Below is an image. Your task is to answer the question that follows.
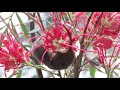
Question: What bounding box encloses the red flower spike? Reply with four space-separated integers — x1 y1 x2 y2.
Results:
0 32 30 77
32 23 78 64
40 25 77 52
92 38 113 50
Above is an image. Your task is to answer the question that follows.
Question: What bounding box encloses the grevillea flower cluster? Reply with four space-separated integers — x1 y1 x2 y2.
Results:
32 23 78 64
43 25 78 52
90 13 120 68
32 12 120 70
59 12 120 71
1 12 120 78
89 13 118 37
0 29 30 77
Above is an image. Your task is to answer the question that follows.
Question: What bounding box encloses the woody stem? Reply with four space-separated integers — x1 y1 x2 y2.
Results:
73 12 94 78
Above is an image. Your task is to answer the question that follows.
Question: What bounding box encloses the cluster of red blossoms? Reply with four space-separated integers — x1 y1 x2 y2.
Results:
32 23 78 64
0 29 30 77
1 12 120 77
91 12 120 68
33 12 120 69
33 13 79 57
41 25 77 52
78 12 120 68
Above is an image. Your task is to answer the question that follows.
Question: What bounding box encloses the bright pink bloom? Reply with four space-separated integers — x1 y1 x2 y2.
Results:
92 37 113 66
92 38 113 50
31 23 78 64
89 12 120 39
0 32 30 77
41 25 78 52
74 12 87 19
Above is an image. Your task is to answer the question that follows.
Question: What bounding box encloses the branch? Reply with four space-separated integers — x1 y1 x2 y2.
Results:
73 12 94 78
90 12 103 35
36 12 45 31
28 12 43 78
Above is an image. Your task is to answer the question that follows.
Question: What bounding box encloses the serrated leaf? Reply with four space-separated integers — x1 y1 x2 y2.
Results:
90 66 96 78
16 13 29 36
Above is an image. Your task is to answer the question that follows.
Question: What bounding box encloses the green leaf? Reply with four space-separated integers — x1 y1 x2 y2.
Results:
90 66 96 78
16 13 29 36
16 70 22 78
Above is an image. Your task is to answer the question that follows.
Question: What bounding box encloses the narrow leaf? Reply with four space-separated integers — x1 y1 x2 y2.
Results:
90 66 96 78
16 70 22 78
16 13 29 36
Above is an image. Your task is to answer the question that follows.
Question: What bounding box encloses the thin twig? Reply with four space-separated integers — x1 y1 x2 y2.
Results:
25 62 59 76
37 12 45 31
0 15 10 30
0 14 12 22
24 12 38 24
90 12 103 35
58 70 62 78
67 12 78 34
23 45 58 77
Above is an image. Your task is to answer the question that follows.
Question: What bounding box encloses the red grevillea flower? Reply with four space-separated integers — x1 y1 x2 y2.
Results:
32 23 77 68
99 12 120 39
0 33 30 77
89 12 120 39
92 38 113 50
92 38 113 66
40 25 78 52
